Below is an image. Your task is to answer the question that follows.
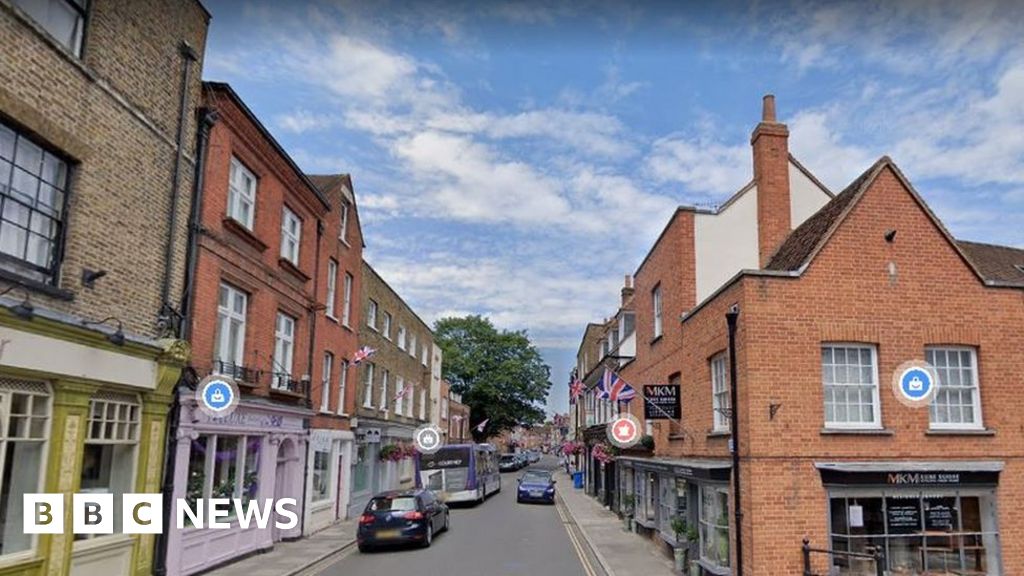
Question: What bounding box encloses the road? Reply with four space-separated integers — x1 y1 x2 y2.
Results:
317 455 603 576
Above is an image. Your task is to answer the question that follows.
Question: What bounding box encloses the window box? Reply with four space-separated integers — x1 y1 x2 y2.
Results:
925 428 995 437
222 217 267 252
278 257 310 283
820 428 893 436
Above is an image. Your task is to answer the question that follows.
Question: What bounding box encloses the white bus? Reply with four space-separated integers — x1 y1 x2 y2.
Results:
416 443 501 504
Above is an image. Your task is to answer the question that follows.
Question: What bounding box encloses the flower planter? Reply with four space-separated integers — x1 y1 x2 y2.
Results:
673 548 687 573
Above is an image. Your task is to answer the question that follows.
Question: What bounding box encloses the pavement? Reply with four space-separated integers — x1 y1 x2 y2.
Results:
200 519 359 576
553 469 677 576
202 455 675 576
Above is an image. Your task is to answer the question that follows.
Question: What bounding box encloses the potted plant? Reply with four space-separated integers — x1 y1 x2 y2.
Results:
621 494 635 532
686 524 699 560
670 517 689 571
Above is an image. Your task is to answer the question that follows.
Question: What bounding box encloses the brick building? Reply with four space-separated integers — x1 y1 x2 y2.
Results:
0 1 207 575
436 379 470 444
351 260 435 516
167 82 362 574
579 96 1024 576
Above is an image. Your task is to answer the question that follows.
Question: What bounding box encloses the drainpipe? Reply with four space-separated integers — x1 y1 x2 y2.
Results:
300 219 324 537
160 41 199 334
179 107 218 341
726 307 743 576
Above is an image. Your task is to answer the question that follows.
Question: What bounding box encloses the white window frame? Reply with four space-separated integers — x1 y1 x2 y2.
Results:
311 448 334 504
380 370 389 412
320 353 333 413
325 260 338 319
362 363 375 409
227 156 256 230
342 272 353 327
12 0 87 57
397 325 407 351
280 206 301 265
367 300 378 330
418 389 426 420
339 201 350 245
214 283 247 372
652 284 663 338
822 344 882 430
422 346 428 367
698 484 730 570
382 312 392 340
337 360 349 416
0 380 51 556
711 353 730 432
80 393 141 539
927 346 983 430
395 377 404 416
441 397 449 420
405 383 413 417
273 313 296 388
409 334 417 358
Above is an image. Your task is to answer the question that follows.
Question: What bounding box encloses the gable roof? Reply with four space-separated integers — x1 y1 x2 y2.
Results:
956 240 1024 286
765 157 886 272
307 174 354 204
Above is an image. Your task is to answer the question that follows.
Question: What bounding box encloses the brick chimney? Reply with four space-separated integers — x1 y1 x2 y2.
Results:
751 94 791 267
621 274 634 306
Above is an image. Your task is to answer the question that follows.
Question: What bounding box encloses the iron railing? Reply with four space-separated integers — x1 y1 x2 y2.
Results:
271 372 307 396
802 538 885 576
213 360 259 384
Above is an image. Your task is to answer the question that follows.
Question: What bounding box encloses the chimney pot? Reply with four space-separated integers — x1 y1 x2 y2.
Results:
624 274 632 289
762 94 776 122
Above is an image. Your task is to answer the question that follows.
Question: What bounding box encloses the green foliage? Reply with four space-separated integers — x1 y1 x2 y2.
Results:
435 316 551 439
670 517 687 539
639 434 655 450
622 494 636 513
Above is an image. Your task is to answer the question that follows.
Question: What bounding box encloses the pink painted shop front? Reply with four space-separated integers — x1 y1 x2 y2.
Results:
165 396 310 576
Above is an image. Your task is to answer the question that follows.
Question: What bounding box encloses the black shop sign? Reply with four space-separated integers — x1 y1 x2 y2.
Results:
644 384 680 420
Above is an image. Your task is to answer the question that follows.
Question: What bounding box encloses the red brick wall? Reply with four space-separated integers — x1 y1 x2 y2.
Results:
637 163 1021 573
751 121 791 267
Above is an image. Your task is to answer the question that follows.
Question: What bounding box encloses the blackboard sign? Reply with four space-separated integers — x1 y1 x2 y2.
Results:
644 385 680 420
886 501 921 534
925 499 956 531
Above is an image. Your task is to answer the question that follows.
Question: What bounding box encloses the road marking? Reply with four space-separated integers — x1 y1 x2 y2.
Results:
556 497 597 576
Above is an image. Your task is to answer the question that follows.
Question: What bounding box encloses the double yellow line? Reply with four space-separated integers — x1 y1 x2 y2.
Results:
555 496 598 576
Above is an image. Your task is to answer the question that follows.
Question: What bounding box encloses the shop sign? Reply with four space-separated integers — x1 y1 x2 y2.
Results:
819 468 998 487
886 501 921 534
643 385 680 420
204 410 302 431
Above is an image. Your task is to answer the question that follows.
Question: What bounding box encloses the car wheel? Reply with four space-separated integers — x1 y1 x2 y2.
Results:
443 511 450 532
423 523 433 547
358 543 371 553
478 484 485 503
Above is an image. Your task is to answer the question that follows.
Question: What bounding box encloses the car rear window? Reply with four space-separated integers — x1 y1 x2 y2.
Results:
368 496 418 512
522 473 550 483
500 455 515 462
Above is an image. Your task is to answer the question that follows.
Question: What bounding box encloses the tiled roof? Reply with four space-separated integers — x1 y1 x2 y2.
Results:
766 157 890 271
956 240 1024 285
306 174 354 203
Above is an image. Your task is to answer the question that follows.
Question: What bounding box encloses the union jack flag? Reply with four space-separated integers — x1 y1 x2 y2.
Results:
599 369 636 403
570 378 584 402
475 418 489 433
395 383 411 402
352 346 376 365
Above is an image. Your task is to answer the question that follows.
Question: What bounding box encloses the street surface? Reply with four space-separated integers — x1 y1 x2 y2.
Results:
318 455 601 576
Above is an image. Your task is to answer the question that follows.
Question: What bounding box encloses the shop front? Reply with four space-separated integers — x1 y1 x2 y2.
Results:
816 461 1003 576
166 395 309 576
305 428 355 533
0 314 188 576
618 456 732 575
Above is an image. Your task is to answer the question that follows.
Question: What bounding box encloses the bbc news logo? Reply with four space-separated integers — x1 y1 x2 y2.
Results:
24 494 299 534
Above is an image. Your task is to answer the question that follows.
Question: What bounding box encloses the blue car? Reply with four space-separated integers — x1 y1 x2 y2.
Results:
516 470 556 504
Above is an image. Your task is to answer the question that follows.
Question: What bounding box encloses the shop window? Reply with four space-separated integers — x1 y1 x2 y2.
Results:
660 477 690 541
185 435 261 524
78 393 140 540
353 444 368 492
927 347 983 429
822 344 880 428
828 491 1000 575
699 485 730 569
0 380 50 556
312 450 331 503
0 121 70 285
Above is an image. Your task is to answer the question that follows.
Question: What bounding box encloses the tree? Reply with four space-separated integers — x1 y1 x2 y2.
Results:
434 315 551 440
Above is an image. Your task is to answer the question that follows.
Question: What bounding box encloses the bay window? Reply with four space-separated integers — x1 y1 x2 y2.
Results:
699 485 730 569
78 393 140 539
0 381 50 555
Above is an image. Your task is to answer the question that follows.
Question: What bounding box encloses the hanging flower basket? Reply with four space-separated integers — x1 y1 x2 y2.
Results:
380 443 414 462
560 440 585 456
592 442 617 465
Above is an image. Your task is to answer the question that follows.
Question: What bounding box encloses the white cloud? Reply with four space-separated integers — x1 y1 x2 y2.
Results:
644 136 749 197
788 110 877 190
276 110 341 134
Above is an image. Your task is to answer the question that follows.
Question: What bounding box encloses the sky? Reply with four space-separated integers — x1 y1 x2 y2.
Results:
202 0 1024 417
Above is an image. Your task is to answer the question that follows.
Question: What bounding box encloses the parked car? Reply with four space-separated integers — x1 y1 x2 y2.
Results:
526 450 540 463
516 470 556 504
499 453 519 472
515 452 528 469
357 489 449 552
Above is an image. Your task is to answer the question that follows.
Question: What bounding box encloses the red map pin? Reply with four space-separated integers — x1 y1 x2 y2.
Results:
607 414 641 448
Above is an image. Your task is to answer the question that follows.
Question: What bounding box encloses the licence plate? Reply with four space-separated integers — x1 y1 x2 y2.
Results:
376 530 401 539
530 491 542 497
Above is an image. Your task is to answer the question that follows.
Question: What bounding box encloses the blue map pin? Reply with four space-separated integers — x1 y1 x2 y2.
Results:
203 381 233 411
899 368 932 401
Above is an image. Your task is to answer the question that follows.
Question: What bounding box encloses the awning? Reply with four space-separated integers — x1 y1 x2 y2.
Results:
815 461 1003 487
617 456 730 482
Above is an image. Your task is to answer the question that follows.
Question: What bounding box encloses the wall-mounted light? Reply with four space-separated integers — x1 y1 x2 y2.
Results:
0 285 34 320
884 229 897 243
81 269 108 289
82 317 125 346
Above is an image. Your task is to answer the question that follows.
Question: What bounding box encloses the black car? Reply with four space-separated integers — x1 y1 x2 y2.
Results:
499 453 518 472
516 470 556 504
357 489 449 552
